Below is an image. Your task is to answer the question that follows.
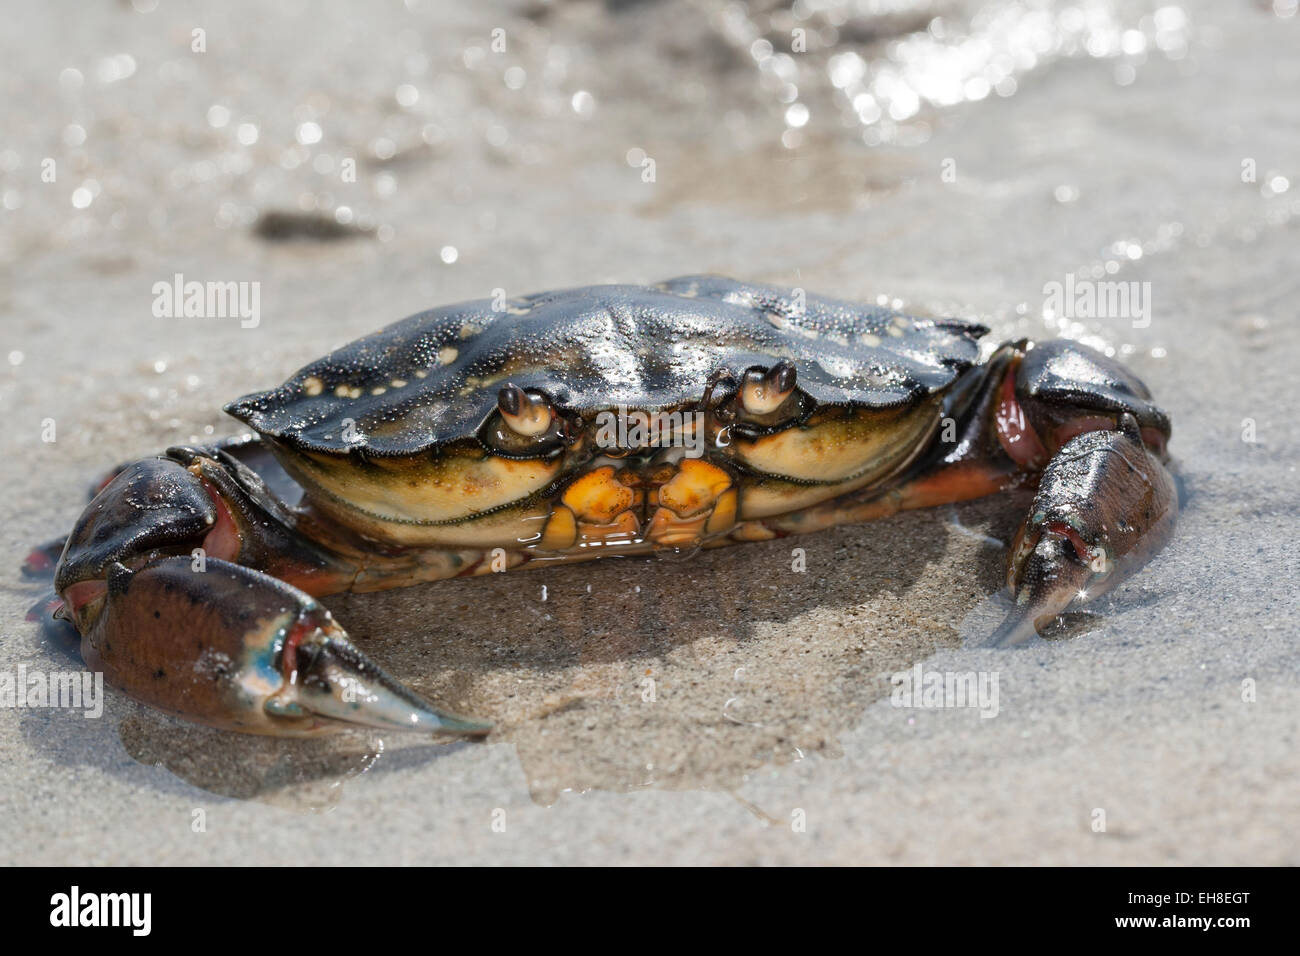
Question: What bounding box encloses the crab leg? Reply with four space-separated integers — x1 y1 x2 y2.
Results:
750 339 1176 644
54 452 490 736
992 414 1177 646
987 338 1178 644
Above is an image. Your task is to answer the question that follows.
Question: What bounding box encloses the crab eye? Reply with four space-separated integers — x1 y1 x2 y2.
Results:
498 384 554 437
739 360 799 417
481 385 568 458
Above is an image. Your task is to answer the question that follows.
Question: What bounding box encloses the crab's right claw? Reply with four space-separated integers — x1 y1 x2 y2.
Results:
992 416 1177 647
65 556 491 737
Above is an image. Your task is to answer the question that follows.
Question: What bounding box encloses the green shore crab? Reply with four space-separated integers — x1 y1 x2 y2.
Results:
32 276 1176 737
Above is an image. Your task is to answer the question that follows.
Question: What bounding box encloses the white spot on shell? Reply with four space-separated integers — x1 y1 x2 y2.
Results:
817 355 858 378
390 378 407 388
371 386 387 395
859 332 882 347
762 308 820 341
438 346 459 364
302 376 324 396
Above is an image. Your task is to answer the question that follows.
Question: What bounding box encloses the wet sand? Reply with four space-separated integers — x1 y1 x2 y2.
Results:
1 0 1297 864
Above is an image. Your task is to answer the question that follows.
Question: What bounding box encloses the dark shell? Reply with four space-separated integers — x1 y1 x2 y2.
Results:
1015 339 1171 436
225 276 988 457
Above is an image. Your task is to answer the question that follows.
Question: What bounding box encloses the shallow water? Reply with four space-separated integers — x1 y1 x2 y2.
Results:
1 0 1297 863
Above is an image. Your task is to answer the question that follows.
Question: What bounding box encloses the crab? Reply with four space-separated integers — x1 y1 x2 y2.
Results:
34 277 1176 737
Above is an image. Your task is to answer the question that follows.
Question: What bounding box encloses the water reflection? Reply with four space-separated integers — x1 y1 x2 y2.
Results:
0 1 1198 254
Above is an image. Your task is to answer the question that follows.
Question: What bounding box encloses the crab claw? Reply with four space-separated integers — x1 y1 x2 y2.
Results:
992 416 1177 646
267 617 492 736
70 555 491 737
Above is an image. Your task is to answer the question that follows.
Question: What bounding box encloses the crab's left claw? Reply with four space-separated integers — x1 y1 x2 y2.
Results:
992 415 1177 646
67 556 491 737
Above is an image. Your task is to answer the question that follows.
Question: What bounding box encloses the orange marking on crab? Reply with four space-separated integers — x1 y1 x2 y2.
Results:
562 466 634 524
538 505 578 551
646 508 709 548
576 510 641 547
896 460 1020 511
657 459 732 518
729 522 779 542
705 488 739 535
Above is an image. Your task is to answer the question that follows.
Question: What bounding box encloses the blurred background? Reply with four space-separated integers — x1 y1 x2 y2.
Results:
1 0 1297 864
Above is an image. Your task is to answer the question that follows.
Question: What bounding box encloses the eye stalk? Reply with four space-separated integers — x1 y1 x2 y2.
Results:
740 360 798 417
497 384 554 437
484 384 573 459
